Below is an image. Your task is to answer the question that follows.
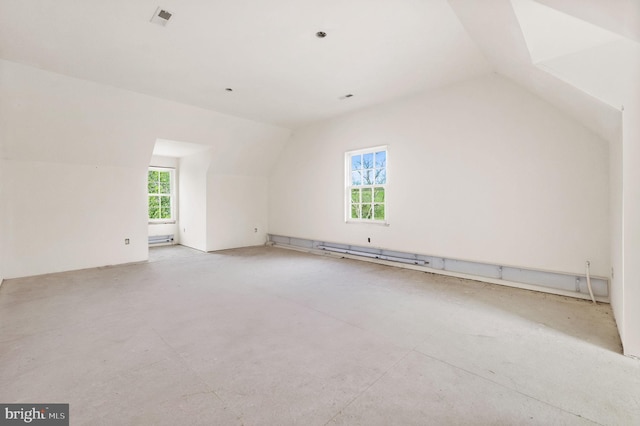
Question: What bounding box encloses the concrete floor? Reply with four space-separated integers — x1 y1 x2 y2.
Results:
1 246 639 425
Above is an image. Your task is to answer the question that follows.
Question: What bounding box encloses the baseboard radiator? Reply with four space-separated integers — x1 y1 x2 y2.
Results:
148 234 175 245
267 234 609 302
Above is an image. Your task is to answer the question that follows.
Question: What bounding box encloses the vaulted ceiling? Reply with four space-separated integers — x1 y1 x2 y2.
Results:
0 0 637 136
0 0 490 128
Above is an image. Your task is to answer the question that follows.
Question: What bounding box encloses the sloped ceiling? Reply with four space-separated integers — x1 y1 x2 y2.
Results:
536 0 640 42
0 0 635 138
513 0 623 63
513 0 639 110
0 0 490 129
448 0 639 142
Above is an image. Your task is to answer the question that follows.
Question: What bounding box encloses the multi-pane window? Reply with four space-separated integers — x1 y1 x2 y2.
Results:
148 167 174 221
346 147 387 223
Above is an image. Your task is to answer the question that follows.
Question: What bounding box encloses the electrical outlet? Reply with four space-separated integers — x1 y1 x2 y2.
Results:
367 237 371 243
125 238 130 245
254 227 258 233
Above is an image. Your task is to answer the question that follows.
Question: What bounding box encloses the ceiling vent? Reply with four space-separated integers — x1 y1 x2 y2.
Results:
150 7 172 26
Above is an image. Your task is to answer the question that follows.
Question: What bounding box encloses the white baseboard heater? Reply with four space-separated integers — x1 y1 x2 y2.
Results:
148 234 174 245
267 234 609 302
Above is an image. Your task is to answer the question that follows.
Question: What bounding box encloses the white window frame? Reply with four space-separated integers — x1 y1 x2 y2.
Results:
345 145 389 225
148 167 176 224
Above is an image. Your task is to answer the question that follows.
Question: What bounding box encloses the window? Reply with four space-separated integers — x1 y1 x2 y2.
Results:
148 167 174 222
346 146 387 223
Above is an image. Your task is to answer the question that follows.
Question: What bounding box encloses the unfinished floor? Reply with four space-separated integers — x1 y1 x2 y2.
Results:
1 245 639 425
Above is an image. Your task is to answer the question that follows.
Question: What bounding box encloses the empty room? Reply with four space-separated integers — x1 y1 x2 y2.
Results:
1 0 639 425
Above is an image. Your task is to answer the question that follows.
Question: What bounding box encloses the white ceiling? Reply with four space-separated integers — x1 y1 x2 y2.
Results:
2 0 636 138
513 0 640 110
512 0 623 63
0 0 491 129
536 0 640 42
448 0 639 142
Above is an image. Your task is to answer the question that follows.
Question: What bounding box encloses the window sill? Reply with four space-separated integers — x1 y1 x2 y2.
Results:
345 220 390 226
149 220 176 225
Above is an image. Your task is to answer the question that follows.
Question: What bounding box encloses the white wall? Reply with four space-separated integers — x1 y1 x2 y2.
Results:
207 174 268 251
531 38 640 357
0 59 290 278
3 160 148 278
148 155 179 244
622 100 640 357
609 128 624 344
178 153 210 252
180 162 274 253
269 74 610 277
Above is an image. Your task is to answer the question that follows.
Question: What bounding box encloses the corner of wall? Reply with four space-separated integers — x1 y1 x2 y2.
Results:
177 152 211 252
608 122 624 345
620 101 640 358
206 174 269 251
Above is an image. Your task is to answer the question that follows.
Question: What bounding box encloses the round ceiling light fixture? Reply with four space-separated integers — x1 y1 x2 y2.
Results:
316 31 327 38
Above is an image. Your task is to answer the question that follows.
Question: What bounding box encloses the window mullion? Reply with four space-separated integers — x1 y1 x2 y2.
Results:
346 147 386 223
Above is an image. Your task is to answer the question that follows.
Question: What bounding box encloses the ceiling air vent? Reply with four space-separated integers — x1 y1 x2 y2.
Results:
150 7 172 26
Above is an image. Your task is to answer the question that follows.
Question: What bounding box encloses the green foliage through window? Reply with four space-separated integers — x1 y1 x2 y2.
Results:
148 169 173 220
347 148 387 222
